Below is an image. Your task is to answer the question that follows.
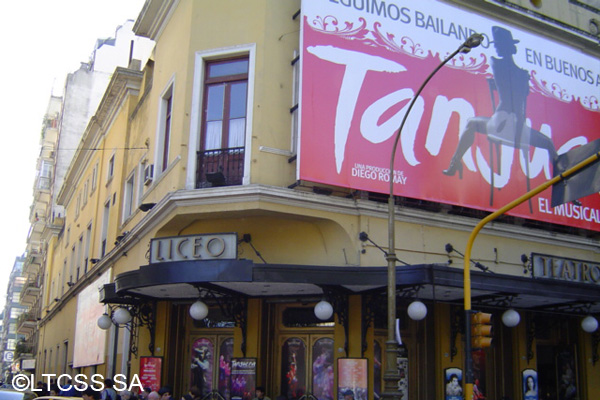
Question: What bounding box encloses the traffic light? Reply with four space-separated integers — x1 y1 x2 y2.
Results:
471 312 493 349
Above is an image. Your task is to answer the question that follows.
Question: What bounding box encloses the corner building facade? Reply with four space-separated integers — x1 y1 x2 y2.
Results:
37 1 600 400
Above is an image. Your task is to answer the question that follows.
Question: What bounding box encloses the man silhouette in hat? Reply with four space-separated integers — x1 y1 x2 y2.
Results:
443 26 557 179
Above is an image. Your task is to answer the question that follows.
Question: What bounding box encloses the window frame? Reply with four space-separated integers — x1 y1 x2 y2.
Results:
123 169 136 221
185 44 256 190
156 80 175 175
201 57 249 152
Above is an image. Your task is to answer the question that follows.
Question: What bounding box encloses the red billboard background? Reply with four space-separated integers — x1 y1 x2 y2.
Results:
299 0 600 231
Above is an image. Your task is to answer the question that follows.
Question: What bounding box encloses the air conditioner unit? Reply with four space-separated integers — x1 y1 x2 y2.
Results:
144 164 154 185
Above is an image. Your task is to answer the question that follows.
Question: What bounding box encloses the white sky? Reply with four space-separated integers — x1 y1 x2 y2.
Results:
0 0 147 311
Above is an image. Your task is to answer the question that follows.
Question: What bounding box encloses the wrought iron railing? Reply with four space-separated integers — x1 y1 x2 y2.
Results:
196 147 244 188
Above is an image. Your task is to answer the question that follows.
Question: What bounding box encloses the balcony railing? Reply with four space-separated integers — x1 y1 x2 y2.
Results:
196 147 244 188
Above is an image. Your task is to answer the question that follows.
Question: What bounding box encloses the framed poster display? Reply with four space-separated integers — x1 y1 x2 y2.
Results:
139 356 162 392
556 349 577 400
444 367 463 400
337 358 367 400
522 369 538 400
231 358 257 400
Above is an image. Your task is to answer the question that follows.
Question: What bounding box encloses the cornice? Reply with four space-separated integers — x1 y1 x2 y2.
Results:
133 0 179 41
56 69 142 206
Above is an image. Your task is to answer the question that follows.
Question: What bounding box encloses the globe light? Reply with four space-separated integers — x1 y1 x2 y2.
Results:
314 300 334 321
502 309 521 327
407 300 427 321
581 315 598 333
112 307 132 325
97 313 113 330
189 300 209 320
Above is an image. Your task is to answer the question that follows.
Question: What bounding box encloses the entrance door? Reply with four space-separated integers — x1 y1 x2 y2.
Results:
188 335 234 399
277 334 334 400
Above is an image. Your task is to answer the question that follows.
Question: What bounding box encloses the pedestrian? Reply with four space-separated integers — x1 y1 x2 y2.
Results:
252 386 271 400
139 387 152 400
121 390 137 400
83 387 101 400
148 392 161 400
102 379 118 400
190 386 202 400
158 386 173 400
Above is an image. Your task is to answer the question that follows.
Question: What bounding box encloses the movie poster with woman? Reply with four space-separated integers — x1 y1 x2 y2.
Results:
522 369 538 400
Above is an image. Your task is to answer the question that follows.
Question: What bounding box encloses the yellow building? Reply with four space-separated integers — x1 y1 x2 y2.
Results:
33 1 599 400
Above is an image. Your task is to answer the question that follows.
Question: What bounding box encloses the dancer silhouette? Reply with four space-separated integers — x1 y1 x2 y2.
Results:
443 26 557 179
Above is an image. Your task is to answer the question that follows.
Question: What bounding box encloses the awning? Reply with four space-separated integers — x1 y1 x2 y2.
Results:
100 260 600 314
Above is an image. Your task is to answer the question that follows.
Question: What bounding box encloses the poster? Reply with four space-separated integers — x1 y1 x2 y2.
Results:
191 338 214 397
522 369 538 400
472 349 486 400
337 358 367 400
299 0 600 231
139 357 162 392
557 350 577 400
231 358 256 400
281 337 307 400
312 338 334 400
73 269 110 367
218 338 234 400
444 368 463 400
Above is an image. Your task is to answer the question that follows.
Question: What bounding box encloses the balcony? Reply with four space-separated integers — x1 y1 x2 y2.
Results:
20 279 41 306
196 147 244 188
16 312 38 337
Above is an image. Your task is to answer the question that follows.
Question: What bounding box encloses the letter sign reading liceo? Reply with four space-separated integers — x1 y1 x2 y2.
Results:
150 233 237 263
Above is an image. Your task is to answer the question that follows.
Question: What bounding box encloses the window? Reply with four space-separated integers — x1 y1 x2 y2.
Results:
83 180 89 206
91 163 99 192
84 223 92 274
77 235 83 280
38 160 52 190
61 259 67 296
70 245 75 283
75 193 81 219
101 200 110 257
137 159 146 205
202 58 248 151
196 57 249 188
158 86 174 174
123 171 136 220
107 155 115 182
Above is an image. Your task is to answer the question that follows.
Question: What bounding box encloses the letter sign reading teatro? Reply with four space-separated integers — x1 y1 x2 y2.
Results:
150 233 237 264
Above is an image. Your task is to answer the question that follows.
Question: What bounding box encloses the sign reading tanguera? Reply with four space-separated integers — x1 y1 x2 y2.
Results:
532 253 600 284
150 233 238 264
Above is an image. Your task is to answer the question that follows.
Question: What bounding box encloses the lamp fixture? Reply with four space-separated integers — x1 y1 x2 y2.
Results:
445 243 491 273
582 315 598 333
359 232 410 265
139 203 156 212
97 313 113 330
189 300 209 320
314 300 334 321
502 309 521 328
407 300 427 321
112 307 133 325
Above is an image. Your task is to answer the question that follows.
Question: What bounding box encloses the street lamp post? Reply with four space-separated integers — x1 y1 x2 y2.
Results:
384 33 483 400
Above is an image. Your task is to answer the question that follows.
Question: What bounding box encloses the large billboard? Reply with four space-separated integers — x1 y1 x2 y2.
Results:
299 0 600 230
73 269 111 368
